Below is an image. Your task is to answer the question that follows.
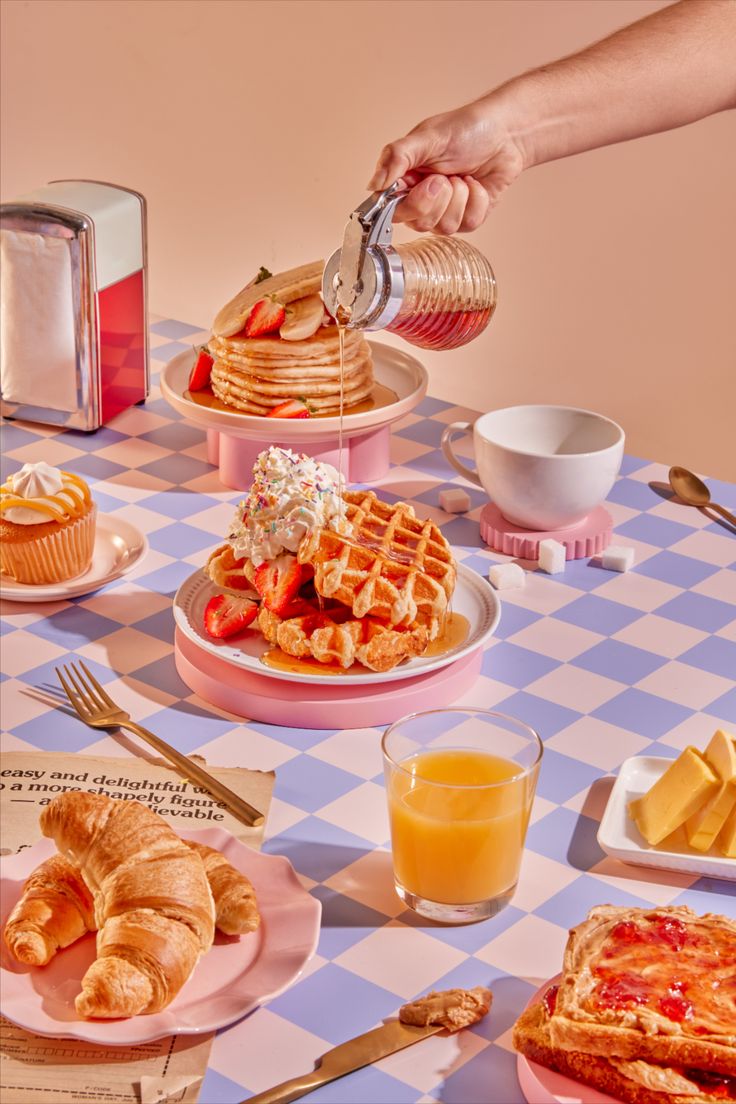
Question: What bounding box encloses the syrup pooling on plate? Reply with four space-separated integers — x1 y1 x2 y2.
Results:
185 380 398 418
260 611 469 676
424 612 469 656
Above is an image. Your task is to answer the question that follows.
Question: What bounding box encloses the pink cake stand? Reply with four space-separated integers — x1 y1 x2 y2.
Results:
174 628 483 729
479 502 613 561
160 342 428 489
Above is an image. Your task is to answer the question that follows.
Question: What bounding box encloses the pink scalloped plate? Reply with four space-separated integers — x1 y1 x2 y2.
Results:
0 828 321 1045
517 976 618 1104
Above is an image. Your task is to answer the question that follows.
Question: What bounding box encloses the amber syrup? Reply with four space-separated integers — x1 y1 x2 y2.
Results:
387 305 493 351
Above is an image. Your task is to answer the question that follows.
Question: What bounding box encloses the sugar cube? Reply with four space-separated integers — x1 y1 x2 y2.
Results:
439 488 471 514
538 538 566 574
488 563 526 590
601 545 635 572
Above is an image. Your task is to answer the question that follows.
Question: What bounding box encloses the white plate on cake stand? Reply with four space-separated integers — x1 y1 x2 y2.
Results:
173 561 500 686
0 515 148 603
0 828 321 1045
597 756 735 881
160 340 428 441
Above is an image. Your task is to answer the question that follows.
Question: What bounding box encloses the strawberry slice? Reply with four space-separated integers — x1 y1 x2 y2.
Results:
254 554 303 614
188 348 213 391
204 593 258 639
244 297 286 337
267 398 310 419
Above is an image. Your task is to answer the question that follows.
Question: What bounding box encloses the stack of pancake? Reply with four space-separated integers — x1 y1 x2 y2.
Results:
207 261 374 416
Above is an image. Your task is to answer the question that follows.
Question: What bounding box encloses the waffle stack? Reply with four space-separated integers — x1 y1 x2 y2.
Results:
206 490 456 673
207 261 374 416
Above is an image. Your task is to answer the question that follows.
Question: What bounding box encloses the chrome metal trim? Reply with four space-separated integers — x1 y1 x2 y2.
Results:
50 180 150 399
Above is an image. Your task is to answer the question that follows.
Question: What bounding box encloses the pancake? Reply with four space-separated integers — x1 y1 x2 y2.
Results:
211 363 374 414
210 327 362 360
213 260 324 338
208 261 374 417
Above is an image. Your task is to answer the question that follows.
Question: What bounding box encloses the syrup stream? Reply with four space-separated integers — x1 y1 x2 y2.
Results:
335 304 351 524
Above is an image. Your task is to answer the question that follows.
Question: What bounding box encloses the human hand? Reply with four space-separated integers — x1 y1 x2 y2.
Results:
367 97 525 234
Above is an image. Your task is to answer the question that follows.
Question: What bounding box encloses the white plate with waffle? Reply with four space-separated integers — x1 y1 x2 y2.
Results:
173 563 500 685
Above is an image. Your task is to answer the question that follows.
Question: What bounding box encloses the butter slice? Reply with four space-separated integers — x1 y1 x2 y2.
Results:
628 748 719 846
686 779 736 851
703 728 736 782
716 785 736 858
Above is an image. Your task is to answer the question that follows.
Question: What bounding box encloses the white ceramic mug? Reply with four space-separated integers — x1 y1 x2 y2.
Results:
441 405 624 531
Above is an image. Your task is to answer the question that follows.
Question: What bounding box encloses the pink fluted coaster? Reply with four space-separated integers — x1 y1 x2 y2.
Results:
479 502 613 561
174 628 483 729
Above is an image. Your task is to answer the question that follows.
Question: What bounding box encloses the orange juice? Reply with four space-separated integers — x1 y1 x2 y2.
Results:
386 748 534 904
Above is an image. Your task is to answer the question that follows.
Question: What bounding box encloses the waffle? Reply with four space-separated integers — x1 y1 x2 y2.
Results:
298 490 456 640
206 544 253 592
258 600 429 673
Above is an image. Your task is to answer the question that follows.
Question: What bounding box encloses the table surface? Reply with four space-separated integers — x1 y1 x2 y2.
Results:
1 316 735 1104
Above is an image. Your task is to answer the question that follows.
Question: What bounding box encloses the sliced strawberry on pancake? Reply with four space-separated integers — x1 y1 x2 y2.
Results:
243 297 286 337
267 398 310 419
188 348 214 391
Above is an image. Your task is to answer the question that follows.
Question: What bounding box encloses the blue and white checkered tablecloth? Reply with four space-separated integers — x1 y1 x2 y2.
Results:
1 316 735 1104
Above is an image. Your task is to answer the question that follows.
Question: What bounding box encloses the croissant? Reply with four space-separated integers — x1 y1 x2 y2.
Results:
40 792 215 1018
185 840 260 935
3 852 95 966
3 840 260 970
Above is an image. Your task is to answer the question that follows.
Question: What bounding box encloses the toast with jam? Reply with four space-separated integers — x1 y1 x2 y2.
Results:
513 905 736 1103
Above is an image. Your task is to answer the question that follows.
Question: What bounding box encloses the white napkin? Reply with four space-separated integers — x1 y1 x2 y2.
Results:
0 228 80 412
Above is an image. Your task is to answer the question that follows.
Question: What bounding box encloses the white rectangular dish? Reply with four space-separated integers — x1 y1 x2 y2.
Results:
597 755 735 881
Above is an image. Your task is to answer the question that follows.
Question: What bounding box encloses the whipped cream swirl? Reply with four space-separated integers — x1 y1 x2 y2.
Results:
1 461 90 525
228 447 351 566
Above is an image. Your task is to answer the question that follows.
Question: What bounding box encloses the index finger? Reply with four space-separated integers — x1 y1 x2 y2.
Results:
366 134 434 191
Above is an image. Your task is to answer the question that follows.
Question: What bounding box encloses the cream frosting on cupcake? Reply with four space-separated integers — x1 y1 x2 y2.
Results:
1 461 91 524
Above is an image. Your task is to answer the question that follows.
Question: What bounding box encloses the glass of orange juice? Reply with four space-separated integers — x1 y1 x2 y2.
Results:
382 708 543 923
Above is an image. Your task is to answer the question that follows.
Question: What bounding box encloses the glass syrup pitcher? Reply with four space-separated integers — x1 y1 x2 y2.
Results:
322 183 497 351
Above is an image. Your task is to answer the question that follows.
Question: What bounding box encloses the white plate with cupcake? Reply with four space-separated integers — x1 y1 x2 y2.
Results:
0 462 148 602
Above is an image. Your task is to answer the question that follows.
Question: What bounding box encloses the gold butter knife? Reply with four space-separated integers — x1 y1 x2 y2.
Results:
242 1019 443 1104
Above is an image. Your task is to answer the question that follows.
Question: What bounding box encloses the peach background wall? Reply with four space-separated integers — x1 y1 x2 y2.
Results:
2 0 735 478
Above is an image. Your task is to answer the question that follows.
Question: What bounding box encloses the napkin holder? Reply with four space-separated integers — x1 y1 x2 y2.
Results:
0 179 149 431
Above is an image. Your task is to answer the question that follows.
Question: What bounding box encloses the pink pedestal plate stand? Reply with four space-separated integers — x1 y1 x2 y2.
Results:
479 502 613 561
160 342 428 491
174 628 484 729
205 426 389 488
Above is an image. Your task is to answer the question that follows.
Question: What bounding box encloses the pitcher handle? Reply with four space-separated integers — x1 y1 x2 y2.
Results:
441 422 482 486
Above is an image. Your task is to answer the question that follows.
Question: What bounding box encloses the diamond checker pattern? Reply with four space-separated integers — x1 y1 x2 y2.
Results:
1 316 735 1104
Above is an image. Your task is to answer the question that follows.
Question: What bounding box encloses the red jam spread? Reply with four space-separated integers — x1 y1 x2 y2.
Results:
543 985 559 1016
684 1071 736 1101
589 913 736 1035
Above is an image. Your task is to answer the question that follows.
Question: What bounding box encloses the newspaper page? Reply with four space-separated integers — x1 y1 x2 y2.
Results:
0 750 275 1102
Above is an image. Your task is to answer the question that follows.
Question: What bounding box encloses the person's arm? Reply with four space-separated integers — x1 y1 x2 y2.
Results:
369 0 736 234
505 0 736 168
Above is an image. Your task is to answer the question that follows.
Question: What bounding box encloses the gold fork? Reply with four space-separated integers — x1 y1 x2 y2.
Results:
55 660 264 828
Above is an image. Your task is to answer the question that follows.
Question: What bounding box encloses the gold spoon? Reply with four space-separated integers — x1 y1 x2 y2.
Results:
668 466 736 526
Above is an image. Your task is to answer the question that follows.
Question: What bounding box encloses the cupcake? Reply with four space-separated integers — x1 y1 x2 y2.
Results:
0 462 97 584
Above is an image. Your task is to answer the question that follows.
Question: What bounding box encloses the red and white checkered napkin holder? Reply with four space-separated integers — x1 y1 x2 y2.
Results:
0 180 149 431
